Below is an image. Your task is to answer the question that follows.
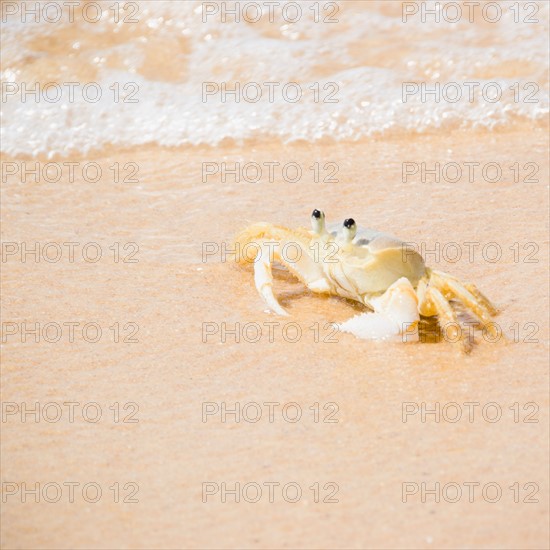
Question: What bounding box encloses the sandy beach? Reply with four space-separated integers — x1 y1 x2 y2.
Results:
2 128 549 548
1 1 549 548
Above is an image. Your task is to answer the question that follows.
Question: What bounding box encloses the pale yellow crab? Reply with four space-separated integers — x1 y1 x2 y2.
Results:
235 210 499 352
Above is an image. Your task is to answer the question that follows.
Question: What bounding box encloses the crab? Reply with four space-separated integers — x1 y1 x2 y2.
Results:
234 210 500 352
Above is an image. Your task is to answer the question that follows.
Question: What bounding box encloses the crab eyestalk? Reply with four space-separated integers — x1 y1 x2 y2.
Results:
343 218 357 243
311 209 326 235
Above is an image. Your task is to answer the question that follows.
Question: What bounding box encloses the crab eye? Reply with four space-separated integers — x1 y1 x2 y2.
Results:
312 209 322 219
343 218 355 229
311 209 326 235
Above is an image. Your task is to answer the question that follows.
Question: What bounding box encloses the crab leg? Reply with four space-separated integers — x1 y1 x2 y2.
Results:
253 241 289 316
463 282 499 316
429 269 498 317
336 277 420 342
430 271 498 337
424 286 473 353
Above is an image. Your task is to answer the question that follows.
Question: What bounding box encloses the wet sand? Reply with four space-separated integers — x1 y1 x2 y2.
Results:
1 128 549 548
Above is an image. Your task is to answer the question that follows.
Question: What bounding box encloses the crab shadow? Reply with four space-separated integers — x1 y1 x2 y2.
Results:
272 264 483 347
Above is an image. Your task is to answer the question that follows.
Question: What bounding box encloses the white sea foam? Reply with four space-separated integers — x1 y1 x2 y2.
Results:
1 0 548 157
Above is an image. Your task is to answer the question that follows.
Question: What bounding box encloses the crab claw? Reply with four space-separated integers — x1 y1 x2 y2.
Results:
336 277 419 341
